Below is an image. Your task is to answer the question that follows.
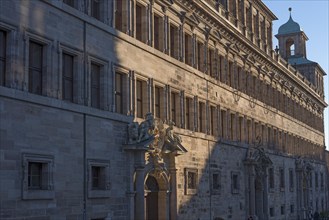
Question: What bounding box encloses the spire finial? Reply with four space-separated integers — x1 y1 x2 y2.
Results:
289 7 292 17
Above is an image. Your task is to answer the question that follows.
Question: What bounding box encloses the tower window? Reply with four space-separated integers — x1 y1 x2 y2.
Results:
285 38 295 57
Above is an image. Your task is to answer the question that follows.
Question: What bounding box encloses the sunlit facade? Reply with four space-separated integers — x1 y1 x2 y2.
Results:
0 0 328 220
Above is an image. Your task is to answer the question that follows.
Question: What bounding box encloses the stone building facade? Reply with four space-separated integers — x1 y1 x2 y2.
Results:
0 0 328 220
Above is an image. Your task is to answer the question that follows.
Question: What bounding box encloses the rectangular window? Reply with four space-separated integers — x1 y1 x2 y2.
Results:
184 33 192 66
23 154 54 200
0 30 6 86
198 102 206 133
88 160 110 198
171 91 180 127
231 172 240 194
115 0 124 32
115 72 127 114
269 167 274 189
28 162 43 189
153 14 164 51
269 207 274 217
170 24 179 59
154 86 164 119
29 41 43 95
230 113 235 140
91 63 100 108
184 168 198 195
211 172 221 194
209 105 217 136
62 53 74 102
197 41 204 72
289 169 294 190
207 48 215 76
281 205 285 215
185 96 193 130
290 204 294 213
220 110 226 138
239 117 243 142
320 173 324 189
136 4 147 43
92 166 106 190
279 168 285 190
315 172 318 188
63 0 75 7
136 79 147 118
91 0 100 20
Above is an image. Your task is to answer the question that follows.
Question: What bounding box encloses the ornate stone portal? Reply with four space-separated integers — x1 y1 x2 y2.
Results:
124 113 187 220
295 157 314 220
244 137 273 220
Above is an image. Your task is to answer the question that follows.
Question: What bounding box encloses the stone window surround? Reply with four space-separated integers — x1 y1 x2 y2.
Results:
184 168 198 195
112 64 130 114
231 171 240 194
87 159 111 198
153 81 166 120
24 31 52 96
0 22 16 88
59 44 83 103
88 56 109 110
134 74 149 118
211 170 221 195
22 153 55 200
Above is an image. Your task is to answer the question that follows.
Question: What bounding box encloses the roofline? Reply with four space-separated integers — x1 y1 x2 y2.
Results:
256 0 278 21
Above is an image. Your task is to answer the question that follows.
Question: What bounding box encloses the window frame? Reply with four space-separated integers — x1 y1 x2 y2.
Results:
184 168 198 195
231 171 240 194
88 159 111 198
113 65 130 115
22 153 55 200
24 32 52 96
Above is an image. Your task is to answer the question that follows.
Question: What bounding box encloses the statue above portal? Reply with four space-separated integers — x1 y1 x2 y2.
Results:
127 113 155 144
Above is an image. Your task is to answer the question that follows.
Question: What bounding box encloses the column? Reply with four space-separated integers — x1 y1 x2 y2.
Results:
263 169 269 220
250 166 256 216
169 166 177 220
135 166 145 220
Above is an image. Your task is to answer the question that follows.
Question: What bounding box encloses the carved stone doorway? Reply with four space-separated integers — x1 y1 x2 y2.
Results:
145 175 159 220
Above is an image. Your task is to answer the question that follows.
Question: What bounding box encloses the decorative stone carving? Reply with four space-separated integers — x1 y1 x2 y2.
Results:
127 113 155 144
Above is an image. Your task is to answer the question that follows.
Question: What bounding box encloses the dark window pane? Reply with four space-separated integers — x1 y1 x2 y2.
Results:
28 162 42 189
136 4 142 41
136 80 143 118
29 41 43 95
62 53 73 102
63 0 75 7
91 63 100 108
115 72 123 114
0 31 5 86
91 0 100 20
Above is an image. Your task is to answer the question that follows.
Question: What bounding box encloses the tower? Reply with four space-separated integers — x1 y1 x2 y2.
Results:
275 8 326 96
275 8 308 60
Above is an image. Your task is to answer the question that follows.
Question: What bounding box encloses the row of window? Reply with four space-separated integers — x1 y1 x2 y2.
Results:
61 0 324 130
200 167 326 198
23 153 110 200
268 167 325 191
64 0 272 53
38 0 324 131
0 28 323 160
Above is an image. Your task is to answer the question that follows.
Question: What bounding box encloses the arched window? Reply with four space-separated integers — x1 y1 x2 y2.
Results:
285 38 295 57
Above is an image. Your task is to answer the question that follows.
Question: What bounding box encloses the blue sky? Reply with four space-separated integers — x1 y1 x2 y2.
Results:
263 0 329 150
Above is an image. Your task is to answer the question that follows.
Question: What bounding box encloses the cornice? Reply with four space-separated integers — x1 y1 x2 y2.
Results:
176 0 326 110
